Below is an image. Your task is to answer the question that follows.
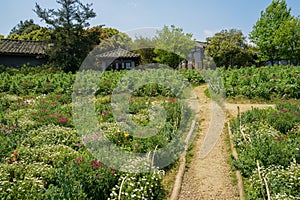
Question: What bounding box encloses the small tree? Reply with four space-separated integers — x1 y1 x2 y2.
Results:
153 25 195 68
34 0 99 72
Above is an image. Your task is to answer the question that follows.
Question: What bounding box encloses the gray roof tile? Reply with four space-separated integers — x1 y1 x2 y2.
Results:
97 48 140 59
0 39 48 56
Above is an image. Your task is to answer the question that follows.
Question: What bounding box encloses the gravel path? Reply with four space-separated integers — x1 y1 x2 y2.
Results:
177 85 274 200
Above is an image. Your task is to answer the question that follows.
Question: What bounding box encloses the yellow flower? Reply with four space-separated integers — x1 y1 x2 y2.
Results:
124 133 130 138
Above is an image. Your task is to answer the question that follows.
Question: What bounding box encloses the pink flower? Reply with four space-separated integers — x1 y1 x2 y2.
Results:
102 111 110 115
59 118 68 123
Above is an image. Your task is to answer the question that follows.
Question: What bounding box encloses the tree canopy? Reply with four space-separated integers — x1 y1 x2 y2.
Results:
206 29 255 67
9 19 41 36
34 0 99 72
249 0 293 65
153 25 195 68
7 27 52 41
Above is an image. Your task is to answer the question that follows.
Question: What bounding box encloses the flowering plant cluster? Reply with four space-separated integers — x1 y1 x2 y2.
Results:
231 102 300 199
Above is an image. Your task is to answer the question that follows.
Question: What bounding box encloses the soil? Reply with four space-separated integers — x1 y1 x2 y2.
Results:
177 85 274 200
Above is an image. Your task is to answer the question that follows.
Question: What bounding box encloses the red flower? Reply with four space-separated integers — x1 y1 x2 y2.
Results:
281 109 288 113
91 160 102 169
13 151 19 157
277 137 283 141
111 168 116 174
285 135 289 139
59 118 68 123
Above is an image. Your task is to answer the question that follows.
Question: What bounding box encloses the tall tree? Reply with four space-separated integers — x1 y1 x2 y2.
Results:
34 0 99 72
206 29 255 67
9 19 41 36
249 0 292 65
153 25 195 68
0 35 4 40
276 16 300 65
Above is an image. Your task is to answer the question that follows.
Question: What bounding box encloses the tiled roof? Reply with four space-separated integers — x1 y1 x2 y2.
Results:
97 48 140 59
0 39 48 56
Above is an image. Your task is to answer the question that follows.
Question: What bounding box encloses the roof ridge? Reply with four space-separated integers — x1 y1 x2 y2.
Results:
1 39 45 43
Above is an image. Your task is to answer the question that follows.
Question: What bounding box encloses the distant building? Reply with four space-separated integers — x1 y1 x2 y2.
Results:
0 39 48 68
96 48 140 70
179 41 208 70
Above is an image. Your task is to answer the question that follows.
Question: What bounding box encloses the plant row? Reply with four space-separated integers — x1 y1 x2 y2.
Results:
230 102 300 199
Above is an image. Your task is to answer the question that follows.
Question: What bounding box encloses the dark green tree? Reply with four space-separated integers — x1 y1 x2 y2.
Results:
206 29 255 68
153 25 195 68
9 19 41 36
249 0 292 65
132 37 155 64
34 0 99 72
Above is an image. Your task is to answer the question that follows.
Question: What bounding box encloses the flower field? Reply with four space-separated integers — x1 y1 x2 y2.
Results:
0 67 202 199
0 65 299 199
230 103 300 199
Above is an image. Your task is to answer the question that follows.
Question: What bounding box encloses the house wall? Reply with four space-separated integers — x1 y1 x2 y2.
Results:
0 55 47 68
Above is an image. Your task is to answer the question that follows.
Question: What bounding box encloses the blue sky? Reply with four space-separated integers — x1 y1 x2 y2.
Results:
1 0 300 41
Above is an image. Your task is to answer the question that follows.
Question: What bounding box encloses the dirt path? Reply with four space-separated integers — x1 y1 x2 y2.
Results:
177 85 274 200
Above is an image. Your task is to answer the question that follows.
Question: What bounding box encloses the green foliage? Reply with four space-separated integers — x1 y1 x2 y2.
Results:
230 103 300 199
0 70 75 96
206 29 255 67
222 65 300 100
7 28 52 41
34 0 98 72
249 0 294 65
153 25 195 68
275 17 300 65
0 68 204 199
9 19 40 36
132 37 156 64
109 169 165 200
